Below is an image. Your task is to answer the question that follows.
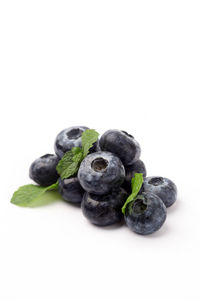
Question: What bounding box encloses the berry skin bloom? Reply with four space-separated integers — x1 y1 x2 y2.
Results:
99 129 141 166
54 126 97 158
124 192 167 235
143 176 177 208
29 154 59 186
81 188 127 226
58 177 85 204
78 151 125 195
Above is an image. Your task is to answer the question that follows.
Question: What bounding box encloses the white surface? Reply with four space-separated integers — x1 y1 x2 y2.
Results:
0 0 200 299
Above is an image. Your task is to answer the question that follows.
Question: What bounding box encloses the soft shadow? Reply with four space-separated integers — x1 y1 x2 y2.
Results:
167 198 181 214
30 192 82 209
61 200 81 209
143 223 169 239
92 219 125 230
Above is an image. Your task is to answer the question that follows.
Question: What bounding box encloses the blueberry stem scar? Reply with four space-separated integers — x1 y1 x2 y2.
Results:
91 158 108 172
67 128 82 140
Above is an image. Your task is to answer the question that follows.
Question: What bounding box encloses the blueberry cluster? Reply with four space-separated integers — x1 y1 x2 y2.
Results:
29 126 177 235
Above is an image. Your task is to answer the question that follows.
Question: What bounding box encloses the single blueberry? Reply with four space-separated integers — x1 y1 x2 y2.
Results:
143 176 177 208
99 129 141 166
123 160 147 193
58 177 85 204
81 188 127 226
54 126 97 158
124 192 167 235
29 154 59 186
78 151 125 195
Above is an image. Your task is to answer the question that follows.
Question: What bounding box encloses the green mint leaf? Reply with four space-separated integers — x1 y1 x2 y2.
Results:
121 193 136 215
131 173 144 196
72 147 83 162
122 173 144 215
10 182 58 207
56 147 83 179
81 129 99 157
71 147 82 156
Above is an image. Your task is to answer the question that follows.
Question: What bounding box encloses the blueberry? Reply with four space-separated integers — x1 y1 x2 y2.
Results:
143 176 177 208
124 192 167 235
123 160 147 193
78 151 125 195
54 126 97 158
29 154 59 186
99 129 141 166
81 188 127 226
58 177 84 204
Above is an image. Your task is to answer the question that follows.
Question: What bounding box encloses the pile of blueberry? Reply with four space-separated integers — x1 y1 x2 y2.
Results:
29 126 177 235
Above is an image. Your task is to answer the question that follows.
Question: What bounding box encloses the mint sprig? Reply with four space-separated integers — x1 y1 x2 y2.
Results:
11 182 59 207
56 129 99 180
121 173 144 215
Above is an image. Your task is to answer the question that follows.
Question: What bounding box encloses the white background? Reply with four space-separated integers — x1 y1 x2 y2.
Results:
0 1 200 299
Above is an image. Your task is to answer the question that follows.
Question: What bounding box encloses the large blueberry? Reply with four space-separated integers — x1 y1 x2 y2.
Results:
99 129 141 166
78 151 125 195
29 154 59 186
124 192 167 235
143 176 177 208
81 188 127 226
58 177 84 204
123 160 147 193
54 126 97 158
